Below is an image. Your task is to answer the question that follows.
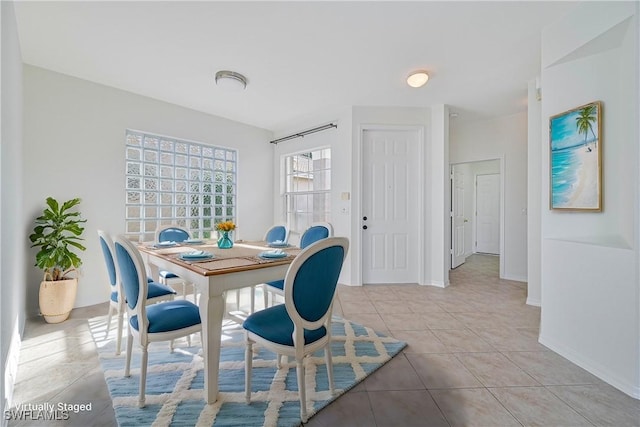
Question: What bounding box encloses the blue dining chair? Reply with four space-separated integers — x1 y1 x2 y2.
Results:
243 237 349 423
155 225 197 302
264 224 289 244
245 225 290 313
299 222 333 248
98 230 176 355
114 235 202 408
262 222 333 308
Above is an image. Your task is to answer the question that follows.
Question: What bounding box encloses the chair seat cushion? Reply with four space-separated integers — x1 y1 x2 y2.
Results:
130 300 201 333
264 279 284 291
159 270 179 279
243 305 326 346
111 282 174 304
148 281 177 299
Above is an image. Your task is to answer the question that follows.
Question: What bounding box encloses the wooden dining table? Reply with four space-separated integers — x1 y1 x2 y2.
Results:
137 240 300 404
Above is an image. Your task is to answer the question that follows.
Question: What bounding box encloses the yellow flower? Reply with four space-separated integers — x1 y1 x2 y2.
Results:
215 221 236 232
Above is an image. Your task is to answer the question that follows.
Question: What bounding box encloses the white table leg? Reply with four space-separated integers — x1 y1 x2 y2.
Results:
200 287 225 404
147 263 160 282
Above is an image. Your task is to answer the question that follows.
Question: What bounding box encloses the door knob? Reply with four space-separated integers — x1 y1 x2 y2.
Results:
362 225 368 230
363 216 368 221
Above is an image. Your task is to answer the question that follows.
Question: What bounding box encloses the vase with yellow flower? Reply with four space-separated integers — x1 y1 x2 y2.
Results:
215 220 236 249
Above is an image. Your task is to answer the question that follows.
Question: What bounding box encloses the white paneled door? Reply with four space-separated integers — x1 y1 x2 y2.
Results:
451 166 466 269
362 129 419 284
475 173 500 254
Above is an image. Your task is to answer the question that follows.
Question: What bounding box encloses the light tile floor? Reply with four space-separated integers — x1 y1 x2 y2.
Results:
9 255 640 426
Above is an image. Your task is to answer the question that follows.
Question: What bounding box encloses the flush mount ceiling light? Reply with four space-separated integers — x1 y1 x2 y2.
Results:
407 71 429 88
215 70 247 90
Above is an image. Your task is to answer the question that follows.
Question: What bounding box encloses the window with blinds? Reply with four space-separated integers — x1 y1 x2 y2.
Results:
283 148 331 234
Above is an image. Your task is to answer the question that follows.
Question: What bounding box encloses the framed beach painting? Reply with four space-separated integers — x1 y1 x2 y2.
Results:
549 101 602 211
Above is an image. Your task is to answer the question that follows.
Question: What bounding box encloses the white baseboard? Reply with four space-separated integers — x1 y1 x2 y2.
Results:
539 333 640 400
3 319 21 421
426 280 449 288
2 398 7 427
525 297 541 307
340 282 362 287
501 273 527 283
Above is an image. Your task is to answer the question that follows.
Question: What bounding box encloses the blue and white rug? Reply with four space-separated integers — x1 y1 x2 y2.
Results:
89 314 406 426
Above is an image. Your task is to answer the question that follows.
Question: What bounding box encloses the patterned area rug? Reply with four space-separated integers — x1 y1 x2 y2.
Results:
89 314 406 426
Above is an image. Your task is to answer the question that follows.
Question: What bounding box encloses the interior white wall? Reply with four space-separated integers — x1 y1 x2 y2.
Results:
527 78 542 307
450 112 528 282
271 107 353 283
1 1 25 413
350 106 434 286
429 105 450 287
275 106 442 286
539 2 639 398
23 66 274 315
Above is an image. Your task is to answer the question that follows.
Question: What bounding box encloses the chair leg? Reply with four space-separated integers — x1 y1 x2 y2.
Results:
296 357 308 422
184 283 191 346
250 285 255 314
124 333 133 377
245 340 253 404
106 306 113 339
325 346 335 394
263 286 269 309
235 289 241 311
279 354 288 368
138 346 148 408
162 286 192 349
115 310 124 355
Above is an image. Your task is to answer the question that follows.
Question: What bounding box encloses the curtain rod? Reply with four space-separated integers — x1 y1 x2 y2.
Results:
269 123 337 145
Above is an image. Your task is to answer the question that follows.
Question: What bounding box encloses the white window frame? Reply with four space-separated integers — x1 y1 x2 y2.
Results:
283 148 331 234
125 130 236 240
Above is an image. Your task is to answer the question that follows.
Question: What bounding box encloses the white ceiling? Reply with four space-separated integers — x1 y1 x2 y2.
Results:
13 1 577 131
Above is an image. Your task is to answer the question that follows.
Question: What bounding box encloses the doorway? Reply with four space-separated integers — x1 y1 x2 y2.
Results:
475 173 500 254
450 159 502 269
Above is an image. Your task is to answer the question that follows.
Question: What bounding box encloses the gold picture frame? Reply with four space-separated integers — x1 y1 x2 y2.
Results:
549 101 602 211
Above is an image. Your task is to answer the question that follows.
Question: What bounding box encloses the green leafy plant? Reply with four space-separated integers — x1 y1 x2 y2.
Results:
29 197 87 281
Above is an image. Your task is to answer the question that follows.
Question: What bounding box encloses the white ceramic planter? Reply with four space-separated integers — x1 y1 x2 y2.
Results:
39 278 78 323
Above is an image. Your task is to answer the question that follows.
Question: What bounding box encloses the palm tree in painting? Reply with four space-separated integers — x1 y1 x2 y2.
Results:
575 104 598 151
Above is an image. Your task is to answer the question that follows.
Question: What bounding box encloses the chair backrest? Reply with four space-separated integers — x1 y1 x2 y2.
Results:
155 224 190 243
97 230 117 289
264 225 289 244
114 236 150 314
299 222 334 249
283 237 349 332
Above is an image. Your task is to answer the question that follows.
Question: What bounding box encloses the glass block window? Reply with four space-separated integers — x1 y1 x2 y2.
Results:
125 130 236 240
284 148 331 234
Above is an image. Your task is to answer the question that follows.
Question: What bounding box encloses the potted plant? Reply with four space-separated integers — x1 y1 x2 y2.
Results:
29 197 87 323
